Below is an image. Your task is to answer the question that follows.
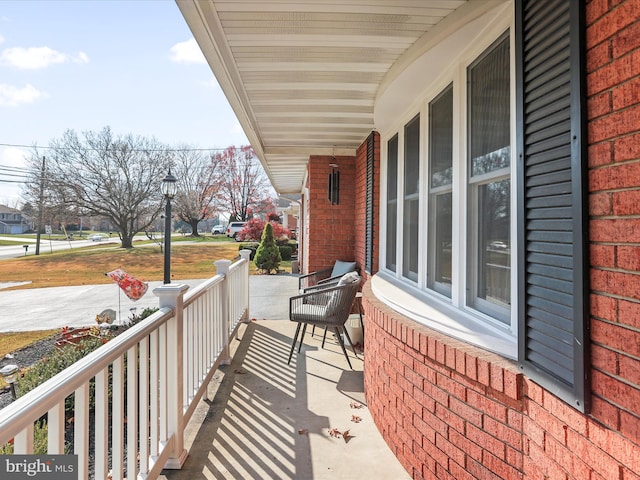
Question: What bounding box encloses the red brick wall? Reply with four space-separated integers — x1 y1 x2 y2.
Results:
354 132 380 282
361 2 640 479
363 281 640 480
303 155 357 274
587 0 640 441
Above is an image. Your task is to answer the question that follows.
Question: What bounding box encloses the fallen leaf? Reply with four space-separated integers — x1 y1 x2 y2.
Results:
343 430 351 443
234 368 247 374
350 402 364 409
328 428 342 438
351 415 362 423
298 428 308 435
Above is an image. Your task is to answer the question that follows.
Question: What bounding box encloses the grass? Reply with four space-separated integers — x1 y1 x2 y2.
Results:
0 241 254 289
0 238 292 361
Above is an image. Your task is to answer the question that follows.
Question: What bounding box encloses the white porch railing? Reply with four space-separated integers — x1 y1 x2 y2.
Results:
0 251 251 480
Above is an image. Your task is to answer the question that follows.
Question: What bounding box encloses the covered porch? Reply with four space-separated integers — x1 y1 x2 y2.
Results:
0 261 405 479
160 310 408 479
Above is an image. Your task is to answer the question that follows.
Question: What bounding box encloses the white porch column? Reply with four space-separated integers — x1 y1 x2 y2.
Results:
153 283 189 469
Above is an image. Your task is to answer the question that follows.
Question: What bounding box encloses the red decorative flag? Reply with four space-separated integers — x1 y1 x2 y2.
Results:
106 268 148 301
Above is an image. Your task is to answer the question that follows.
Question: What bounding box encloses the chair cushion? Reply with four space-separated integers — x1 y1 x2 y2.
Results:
337 271 360 286
291 304 328 323
326 272 360 313
331 260 357 278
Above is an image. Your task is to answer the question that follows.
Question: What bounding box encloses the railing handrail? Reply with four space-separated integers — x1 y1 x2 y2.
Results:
0 306 174 443
0 252 252 479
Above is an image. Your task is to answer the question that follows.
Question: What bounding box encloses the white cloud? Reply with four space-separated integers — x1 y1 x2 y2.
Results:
0 46 89 69
0 83 46 107
169 38 206 64
1 146 29 168
0 35 5 45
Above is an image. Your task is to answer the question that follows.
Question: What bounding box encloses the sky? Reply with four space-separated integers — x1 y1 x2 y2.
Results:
0 0 249 205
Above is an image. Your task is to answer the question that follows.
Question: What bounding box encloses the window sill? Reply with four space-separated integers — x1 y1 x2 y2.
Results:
371 272 517 359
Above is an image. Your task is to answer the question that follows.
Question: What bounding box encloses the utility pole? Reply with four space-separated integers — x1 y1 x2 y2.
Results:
35 156 45 256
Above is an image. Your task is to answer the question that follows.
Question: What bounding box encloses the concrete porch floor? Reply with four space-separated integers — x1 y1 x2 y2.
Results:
160 275 410 480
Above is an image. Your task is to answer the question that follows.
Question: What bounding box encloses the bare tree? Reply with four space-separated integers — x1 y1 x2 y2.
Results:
171 147 220 236
214 145 273 221
44 127 170 248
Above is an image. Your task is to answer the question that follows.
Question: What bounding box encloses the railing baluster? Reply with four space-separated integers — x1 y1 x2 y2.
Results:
47 401 65 454
159 323 167 444
75 384 89 480
127 346 138 480
112 355 124 479
149 330 159 458
94 368 109 480
139 336 150 476
14 424 34 454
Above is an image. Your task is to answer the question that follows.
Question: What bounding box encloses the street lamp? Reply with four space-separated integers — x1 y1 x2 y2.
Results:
161 169 177 284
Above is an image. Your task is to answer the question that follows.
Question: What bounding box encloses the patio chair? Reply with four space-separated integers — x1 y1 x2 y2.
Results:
298 260 358 337
298 259 357 291
288 272 361 369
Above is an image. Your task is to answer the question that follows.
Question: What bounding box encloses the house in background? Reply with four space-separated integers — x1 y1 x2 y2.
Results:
0 205 29 234
276 195 299 237
179 1 640 478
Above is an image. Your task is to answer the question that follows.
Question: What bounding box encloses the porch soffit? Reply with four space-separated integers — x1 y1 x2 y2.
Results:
177 0 471 194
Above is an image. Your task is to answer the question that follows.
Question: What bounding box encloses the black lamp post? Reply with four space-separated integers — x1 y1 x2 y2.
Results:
161 169 177 284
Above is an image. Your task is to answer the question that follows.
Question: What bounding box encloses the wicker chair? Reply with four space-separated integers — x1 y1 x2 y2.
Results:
298 260 357 291
288 274 361 369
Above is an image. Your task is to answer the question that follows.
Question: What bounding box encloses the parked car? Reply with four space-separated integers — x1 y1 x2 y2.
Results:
211 224 225 235
226 221 247 240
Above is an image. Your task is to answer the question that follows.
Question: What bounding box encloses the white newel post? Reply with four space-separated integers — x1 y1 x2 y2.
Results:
154 283 190 469
238 250 252 337
215 259 233 365
239 249 251 262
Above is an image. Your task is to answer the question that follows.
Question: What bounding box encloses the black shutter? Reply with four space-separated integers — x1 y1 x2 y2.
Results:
516 0 589 411
365 132 375 274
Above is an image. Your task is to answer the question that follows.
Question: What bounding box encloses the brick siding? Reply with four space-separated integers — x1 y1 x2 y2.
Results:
359 1 640 478
303 155 357 273
587 0 640 440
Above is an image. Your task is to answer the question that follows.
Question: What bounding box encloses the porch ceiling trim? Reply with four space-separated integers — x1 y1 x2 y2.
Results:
177 0 489 194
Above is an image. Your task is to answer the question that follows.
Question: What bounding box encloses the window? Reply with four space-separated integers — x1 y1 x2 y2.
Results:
382 32 512 333
386 135 398 273
403 115 420 282
467 33 511 323
379 0 587 408
428 85 453 296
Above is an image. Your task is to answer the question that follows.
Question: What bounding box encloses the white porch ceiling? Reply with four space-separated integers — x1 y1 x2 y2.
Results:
177 0 471 194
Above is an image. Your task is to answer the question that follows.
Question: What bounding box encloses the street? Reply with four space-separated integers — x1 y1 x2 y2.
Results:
0 235 123 260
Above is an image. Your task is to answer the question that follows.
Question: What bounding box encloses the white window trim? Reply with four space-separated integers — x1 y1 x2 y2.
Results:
377 5 517 358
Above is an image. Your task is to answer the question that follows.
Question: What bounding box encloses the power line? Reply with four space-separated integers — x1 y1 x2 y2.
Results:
0 178 28 184
0 171 29 178
0 142 242 153
0 164 30 172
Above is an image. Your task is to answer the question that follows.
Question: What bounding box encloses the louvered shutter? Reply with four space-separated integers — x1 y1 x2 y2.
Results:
365 132 375 274
516 0 589 411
